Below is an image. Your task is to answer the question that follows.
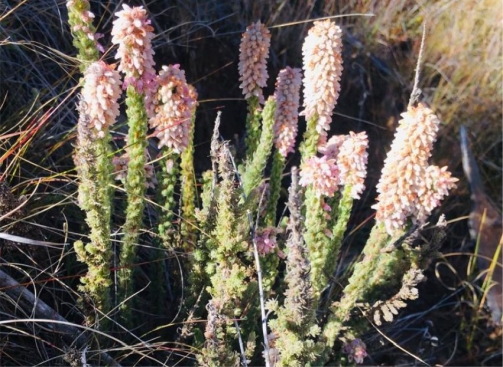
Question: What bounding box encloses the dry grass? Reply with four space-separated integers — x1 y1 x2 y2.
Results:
0 0 501 365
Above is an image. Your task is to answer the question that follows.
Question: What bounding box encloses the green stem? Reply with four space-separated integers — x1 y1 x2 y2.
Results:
299 114 320 162
74 135 113 326
157 151 180 247
180 114 197 252
245 96 262 160
303 188 331 297
242 97 276 197
265 149 285 226
119 87 148 322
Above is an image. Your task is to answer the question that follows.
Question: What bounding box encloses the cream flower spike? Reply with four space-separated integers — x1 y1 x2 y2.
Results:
273 67 302 157
301 19 343 141
372 103 458 234
337 131 369 200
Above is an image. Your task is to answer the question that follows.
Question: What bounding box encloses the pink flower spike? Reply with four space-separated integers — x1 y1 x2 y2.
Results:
273 67 302 157
111 4 156 94
336 131 369 199
238 21 271 103
80 61 121 137
149 65 197 153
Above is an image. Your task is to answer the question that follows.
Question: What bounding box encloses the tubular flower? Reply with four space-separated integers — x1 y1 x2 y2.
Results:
254 227 277 256
372 103 458 234
111 4 156 95
112 151 157 189
418 165 458 222
80 61 121 137
301 20 343 140
318 134 346 158
299 155 340 198
238 21 271 103
343 339 368 365
336 131 369 199
150 64 196 153
273 67 302 157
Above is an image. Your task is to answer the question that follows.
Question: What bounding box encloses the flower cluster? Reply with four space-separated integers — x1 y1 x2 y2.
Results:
299 155 340 197
254 227 278 256
333 131 369 199
238 21 271 103
372 103 458 234
112 151 157 189
273 67 302 157
318 134 346 158
111 4 156 95
343 339 368 364
301 131 368 199
149 64 196 153
80 61 121 137
301 20 343 143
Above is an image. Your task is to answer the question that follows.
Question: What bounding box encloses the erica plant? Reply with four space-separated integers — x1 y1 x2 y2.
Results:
66 4 458 364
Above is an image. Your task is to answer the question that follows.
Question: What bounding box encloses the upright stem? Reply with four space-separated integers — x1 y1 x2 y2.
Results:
119 86 148 322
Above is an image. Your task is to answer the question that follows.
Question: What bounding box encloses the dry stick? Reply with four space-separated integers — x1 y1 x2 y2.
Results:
250 228 271 367
409 22 427 107
222 141 270 367
0 269 121 367
234 319 247 366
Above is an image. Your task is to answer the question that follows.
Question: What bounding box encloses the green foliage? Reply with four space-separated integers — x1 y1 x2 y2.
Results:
73 134 113 322
245 96 262 160
180 113 198 251
242 97 276 197
265 149 285 226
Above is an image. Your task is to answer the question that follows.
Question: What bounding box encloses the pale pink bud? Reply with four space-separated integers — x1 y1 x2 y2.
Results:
318 134 346 158
238 21 271 103
273 67 302 157
301 20 343 138
254 227 278 256
299 155 340 197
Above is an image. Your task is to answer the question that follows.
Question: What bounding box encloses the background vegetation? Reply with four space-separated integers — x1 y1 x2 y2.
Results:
0 0 501 365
